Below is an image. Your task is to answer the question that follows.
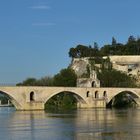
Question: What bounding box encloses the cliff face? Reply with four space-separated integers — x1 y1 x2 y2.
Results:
71 56 140 77
70 57 90 77
70 57 100 87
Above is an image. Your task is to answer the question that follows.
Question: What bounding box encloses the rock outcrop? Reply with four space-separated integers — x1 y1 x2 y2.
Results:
70 57 100 87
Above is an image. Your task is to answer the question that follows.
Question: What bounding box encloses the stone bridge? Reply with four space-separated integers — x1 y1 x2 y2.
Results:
0 86 140 110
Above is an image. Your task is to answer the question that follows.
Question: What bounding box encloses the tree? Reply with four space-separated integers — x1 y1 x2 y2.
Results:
16 76 54 86
93 42 99 56
97 69 136 87
45 92 77 110
53 68 77 87
112 37 117 46
100 45 111 56
76 44 89 57
94 42 98 49
128 35 136 43
16 78 37 86
36 76 54 86
68 43 100 58
69 48 77 58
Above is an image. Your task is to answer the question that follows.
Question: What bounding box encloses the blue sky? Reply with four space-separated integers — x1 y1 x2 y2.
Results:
0 0 140 84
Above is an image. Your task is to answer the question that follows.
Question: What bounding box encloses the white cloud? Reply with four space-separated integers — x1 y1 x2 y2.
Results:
30 5 50 10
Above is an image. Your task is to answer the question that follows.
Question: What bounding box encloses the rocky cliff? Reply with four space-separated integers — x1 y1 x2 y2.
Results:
70 57 100 87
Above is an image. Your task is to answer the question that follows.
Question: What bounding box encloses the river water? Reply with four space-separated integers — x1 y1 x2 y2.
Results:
0 107 140 140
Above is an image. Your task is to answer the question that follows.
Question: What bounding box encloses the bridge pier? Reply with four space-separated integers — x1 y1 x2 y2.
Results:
134 98 140 107
77 99 107 108
19 102 44 111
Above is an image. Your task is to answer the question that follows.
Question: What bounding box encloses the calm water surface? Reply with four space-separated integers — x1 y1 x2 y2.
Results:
0 107 140 140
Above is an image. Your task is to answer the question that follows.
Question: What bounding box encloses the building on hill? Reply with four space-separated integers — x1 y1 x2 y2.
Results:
70 55 140 87
76 70 100 87
103 55 140 77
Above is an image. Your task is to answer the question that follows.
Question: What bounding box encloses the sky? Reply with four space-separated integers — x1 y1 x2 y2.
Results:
0 0 140 84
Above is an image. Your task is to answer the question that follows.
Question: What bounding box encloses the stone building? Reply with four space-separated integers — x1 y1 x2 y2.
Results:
103 55 140 77
70 55 140 87
70 57 100 87
76 70 100 88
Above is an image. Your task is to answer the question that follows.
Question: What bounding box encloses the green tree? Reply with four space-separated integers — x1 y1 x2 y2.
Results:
45 92 77 110
68 44 100 58
100 45 111 56
17 78 37 86
36 76 54 86
128 35 136 43
97 69 136 87
53 68 77 87
69 47 77 58
93 42 99 56
112 37 117 46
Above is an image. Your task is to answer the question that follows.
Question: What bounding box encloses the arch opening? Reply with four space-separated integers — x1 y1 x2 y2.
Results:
103 91 107 98
95 91 99 98
30 91 35 101
45 91 86 110
86 91 89 97
92 81 95 87
107 91 138 108
0 91 20 109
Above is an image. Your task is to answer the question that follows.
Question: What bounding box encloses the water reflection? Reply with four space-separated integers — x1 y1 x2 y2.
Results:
0 107 140 140
74 109 140 140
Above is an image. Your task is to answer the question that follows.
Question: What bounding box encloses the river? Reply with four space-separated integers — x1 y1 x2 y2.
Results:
0 107 140 140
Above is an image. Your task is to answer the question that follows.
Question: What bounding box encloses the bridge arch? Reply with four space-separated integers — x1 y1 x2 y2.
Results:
0 90 22 109
107 90 140 106
44 90 87 106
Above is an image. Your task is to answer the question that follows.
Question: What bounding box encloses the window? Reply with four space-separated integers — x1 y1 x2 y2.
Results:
95 91 99 98
92 81 95 87
30 92 35 101
87 91 89 97
128 69 132 72
103 91 107 98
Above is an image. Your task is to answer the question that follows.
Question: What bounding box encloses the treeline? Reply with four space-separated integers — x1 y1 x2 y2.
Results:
69 36 140 58
16 68 77 87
